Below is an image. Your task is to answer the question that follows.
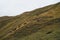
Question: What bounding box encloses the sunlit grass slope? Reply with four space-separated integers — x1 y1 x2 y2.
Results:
0 2 60 40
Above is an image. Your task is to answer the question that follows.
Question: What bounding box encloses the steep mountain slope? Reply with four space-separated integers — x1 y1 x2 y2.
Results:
0 2 60 40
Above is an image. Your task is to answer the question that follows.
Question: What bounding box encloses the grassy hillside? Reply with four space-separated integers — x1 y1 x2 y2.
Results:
0 2 60 40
